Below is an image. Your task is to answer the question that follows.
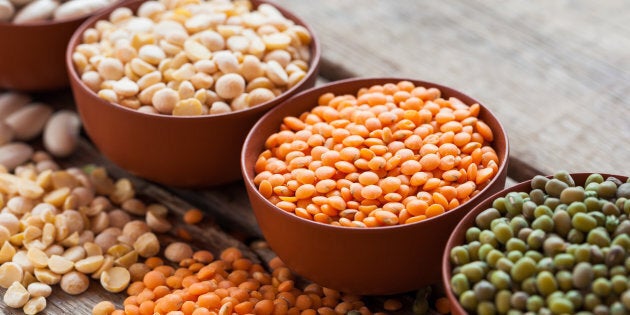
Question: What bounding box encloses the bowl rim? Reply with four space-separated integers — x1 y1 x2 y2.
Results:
0 0 125 27
65 0 321 121
241 76 510 233
440 172 630 314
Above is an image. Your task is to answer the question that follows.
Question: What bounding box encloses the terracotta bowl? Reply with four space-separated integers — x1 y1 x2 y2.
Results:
442 173 628 315
242 77 510 295
0 2 122 91
66 0 320 187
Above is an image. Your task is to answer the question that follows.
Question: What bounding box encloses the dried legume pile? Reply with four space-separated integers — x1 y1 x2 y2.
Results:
0 92 82 163
254 81 500 227
448 171 630 315
72 0 312 116
0 0 118 24
0 151 173 314
100 247 380 315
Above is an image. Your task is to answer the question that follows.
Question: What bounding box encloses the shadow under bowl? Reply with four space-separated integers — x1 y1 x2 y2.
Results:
242 77 510 295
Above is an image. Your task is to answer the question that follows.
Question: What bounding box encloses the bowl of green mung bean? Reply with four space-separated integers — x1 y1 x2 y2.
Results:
442 171 630 315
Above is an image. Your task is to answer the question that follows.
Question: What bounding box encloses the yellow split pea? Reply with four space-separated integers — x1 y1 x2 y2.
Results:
255 81 500 227
73 0 312 116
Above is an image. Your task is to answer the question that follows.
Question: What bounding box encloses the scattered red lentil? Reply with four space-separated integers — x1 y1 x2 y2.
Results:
104 247 374 315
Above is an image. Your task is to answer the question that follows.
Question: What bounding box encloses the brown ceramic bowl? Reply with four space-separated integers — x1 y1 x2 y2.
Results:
242 77 509 295
0 2 121 91
66 0 320 187
442 173 628 315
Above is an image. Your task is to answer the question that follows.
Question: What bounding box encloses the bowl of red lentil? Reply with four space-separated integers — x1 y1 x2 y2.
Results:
66 0 320 187
241 77 509 295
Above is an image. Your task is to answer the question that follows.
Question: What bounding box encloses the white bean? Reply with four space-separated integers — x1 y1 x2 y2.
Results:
5 103 53 141
13 0 58 24
43 110 81 158
0 92 30 118
0 0 14 22
53 0 109 21
0 121 14 146
0 142 33 171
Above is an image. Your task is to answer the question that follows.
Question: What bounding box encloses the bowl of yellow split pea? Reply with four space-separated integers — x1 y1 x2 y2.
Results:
67 0 321 187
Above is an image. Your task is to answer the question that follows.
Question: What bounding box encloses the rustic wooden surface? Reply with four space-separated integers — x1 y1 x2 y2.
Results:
1 0 628 314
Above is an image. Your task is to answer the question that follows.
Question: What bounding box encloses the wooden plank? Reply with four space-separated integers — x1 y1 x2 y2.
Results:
271 0 630 179
0 139 262 314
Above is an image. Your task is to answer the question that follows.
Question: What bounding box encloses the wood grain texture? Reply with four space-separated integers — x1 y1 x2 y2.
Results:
0 139 261 315
272 0 630 179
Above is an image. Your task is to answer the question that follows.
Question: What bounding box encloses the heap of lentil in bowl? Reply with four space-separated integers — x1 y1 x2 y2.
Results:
253 80 501 227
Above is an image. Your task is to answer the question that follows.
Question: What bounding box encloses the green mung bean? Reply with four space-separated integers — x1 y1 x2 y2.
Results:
511 257 537 282
531 175 549 190
545 179 568 197
572 212 597 232
459 290 478 311
476 208 501 230
585 173 604 186
495 290 512 314
449 172 630 314
510 291 528 311
477 301 497 315
466 226 481 242
450 273 469 296
587 228 611 247
598 180 618 198
492 222 513 244
490 270 511 290
532 215 554 232
535 271 558 296
526 295 544 312
560 187 585 205
554 170 575 187
450 245 470 266
529 188 546 206
552 210 571 237
548 297 574 315
544 197 561 210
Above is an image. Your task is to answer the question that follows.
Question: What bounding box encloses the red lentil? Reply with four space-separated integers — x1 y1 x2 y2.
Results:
112 248 372 314
255 81 499 226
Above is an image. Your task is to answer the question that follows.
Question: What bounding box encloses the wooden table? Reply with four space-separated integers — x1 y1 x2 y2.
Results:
2 0 629 313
